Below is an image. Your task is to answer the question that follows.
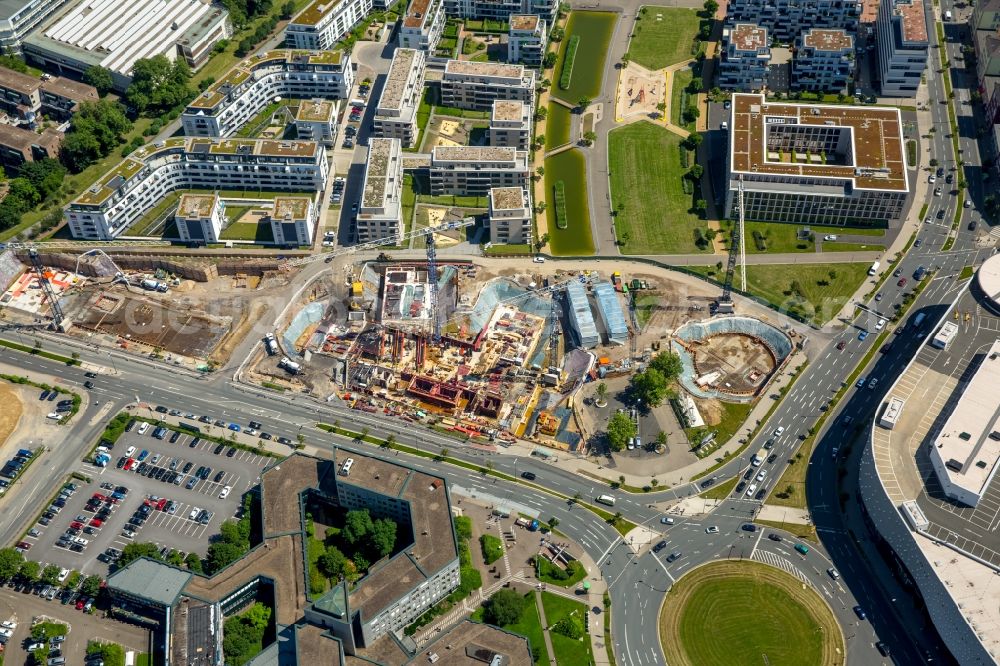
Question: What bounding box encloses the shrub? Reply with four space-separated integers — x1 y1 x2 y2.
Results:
553 180 568 230
552 614 585 639
480 534 504 565
559 35 580 90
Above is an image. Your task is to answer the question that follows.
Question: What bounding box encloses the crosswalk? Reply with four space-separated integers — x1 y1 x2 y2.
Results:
752 550 809 584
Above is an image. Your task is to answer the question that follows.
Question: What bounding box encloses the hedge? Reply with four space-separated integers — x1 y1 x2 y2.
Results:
480 533 504 565
559 35 580 90
553 180 568 230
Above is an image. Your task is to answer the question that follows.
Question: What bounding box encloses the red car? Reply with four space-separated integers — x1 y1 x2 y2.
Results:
15 541 30 550
156 498 168 511
69 521 84 530
91 493 107 502
836 341 846 350
124 458 136 471
897 277 908 287
75 599 84 610
89 519 103 528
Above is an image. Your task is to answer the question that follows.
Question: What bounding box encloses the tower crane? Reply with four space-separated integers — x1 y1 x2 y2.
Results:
716 175 747 314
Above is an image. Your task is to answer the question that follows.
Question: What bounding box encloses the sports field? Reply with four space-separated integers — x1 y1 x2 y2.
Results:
659 561 844 666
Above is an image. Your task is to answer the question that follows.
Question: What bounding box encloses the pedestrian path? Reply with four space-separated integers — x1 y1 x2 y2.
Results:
752 549 809 584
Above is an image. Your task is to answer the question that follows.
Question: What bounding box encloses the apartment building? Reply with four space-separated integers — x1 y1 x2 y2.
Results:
974 0 1000 30
724 0 861 42
725 93 909 224
183 50 354 138
875 0 928 97
976 29 1000 89
793 28 854 92
65 138 328 240
0 0 66 53
268 196 315 246
489 100 531 149
398 0 445 51
357 138 404 244
23 0 230 91
372 48 426 148
718 23 770 90
0 124 62 173
173 193 224 244
488 186 532 244
440 59 535 111
429 145 528 195
0 66 98 122
285 0 373 50
295 99 339 146
443 0 556 23
508 14 547 67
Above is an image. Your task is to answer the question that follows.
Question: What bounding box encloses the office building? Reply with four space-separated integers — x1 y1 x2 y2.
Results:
173 193 224 244
0 124 62 173
489 100 531 149
875 0 928 97
372 48 425 148
508 14 547 67
429 145 528 195
0 65 98 123
398 0 445 51
357 138 404 244
724 0 860 42
793 28 855 92
488 186 531 244
718 23 770 90
183 50 354 138
440 59 535 111
285 0 372 50
295 99 339 146
443 0 556 24
268 196 315 246
23 0 231 91
0 0 66 53
725 93 909 224
65 137 328 240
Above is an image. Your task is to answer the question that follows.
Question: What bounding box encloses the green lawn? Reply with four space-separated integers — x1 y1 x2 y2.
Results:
670 67 694 128
475 593 550 666
609 121 707 254
744 263 870 325
686 400 752 452
540 592 593 666
535 556 587 587
219 221 274 243
124 192 181 237
547 102 572 148
553 12 618 102
634 294 659 329
719 220 887 254
544 149 595 255
822 241 885 252
660 562 843 666
699 476 738 500
628 7 702 70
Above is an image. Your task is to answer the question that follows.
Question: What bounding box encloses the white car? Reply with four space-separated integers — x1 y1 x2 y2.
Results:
189 507 201 520
46 412 62 420
219 486 232 499
875 318 886 331
756 469 767 482
928 174 936 183
125 446 136 457
773 426 785 437
56 568 69 583
823 234 838 241
745 483 758 497
0 627 12 638
828 567 840 580
1 620 17 630
705 526 719 534
868 378 879 390
532 256 545 263
137 422 149 435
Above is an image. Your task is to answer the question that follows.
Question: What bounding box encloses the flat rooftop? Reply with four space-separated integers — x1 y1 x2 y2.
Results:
0 124 46 151
434 145 517 162
894 0 928 43
403 0 433 28
106 558 191 607
730 93 908 192
293 0 346 26
803 28 854 50
509 13 539 31
933 338 1000 499
729 23 768 51
42 76 99 103
0 66 39 95
362 138 400 209
260 453 335 536
492 100 526 123
176 194 217 219
297 99 336 122
378 48 419 113
273 196 311 221
444 59 525 80
421 621 532 666
490 187 526 211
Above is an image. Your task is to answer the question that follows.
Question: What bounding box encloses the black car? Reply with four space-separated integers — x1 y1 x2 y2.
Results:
155 406 168 414
213 471 225 483
937 208 946 219
520 471 536 480
766 454 777 464
154 468 166 480
754 487 767 500
183 462 194 473
137 463 148 475
116 457 127 469
853 605 867 620
115 486 128 495
665 552 682 563
735 481 747 494
875 642 891 657
260 433 272 440
936 167 945 177
652 540 667 553
199 415 212 423
84 372 97 378
699 477 716 489
741 523 757 532
248 421 262 430
213 444 226 455
946 173 953 184
743 468 754 480
200 467 212 480
226 447 237 458
277 437 292 445
47 391 57 401
767 533 782 542
83 381 94 389
969 219 978 231
189 437 200 448
169 431 180 443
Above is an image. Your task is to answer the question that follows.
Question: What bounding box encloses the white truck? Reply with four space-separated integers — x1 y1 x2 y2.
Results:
279 357 301 374
263 333 278 356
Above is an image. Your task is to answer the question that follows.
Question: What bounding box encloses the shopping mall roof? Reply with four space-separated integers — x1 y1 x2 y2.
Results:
106 558 191 607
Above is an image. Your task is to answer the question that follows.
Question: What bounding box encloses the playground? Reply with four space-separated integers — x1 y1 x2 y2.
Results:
616 61 665 121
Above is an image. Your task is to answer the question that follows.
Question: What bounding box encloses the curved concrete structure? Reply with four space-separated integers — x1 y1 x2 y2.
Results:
976 253 1000 313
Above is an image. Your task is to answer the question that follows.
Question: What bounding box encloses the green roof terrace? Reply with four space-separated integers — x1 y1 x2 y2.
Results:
292 0 346 26
73 158 145 206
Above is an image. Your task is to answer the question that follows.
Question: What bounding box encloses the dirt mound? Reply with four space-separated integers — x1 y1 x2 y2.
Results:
0 381 24 447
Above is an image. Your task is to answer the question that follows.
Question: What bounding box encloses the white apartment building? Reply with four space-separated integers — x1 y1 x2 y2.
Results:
373 48 426 148
0 0 66 53
793 28 855 92
508 14 546 68
489 100 531 149
488 186 531 244
876 0 928 97
173 193 224 244
398 0 445 51
718 23 770 90
429 145 528 195
724 0 861 42
295 99 339 146
268 196 315 246
182 50 354 138
443 0 556 24
357 138 404 244
285 0 373 50
440 59 535 111
65 138 328 240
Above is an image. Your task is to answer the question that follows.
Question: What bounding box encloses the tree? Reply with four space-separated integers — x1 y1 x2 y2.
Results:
606 411 637 451
630 367 674 407
649 352 683 381
534 133 546 148
61 100 132 172
656 431 668 449
536 166 545 178
126 55 194 116
382 434 396 451
18 560 40 583
484 588 525 626
703 0 719 15
40 564 61 585
64 571 82 590
552 614 585 639
118 542 162 567
577 96 592 110
342 509 374 545
80 575 103 597
582 130 597 146
185 553 204 573
595 382 608 406
0 548 23 580
319 546 349 579
543 51 558 69
18 159 66 199
548 517 559 529
369 517 397 558
205 541 244 573
694 199 708 216
686 78 701 94
280 0 295 18
683 104 700 123
688 163 704 180
619 230 631 246
83 66 115 96
684 132 703 150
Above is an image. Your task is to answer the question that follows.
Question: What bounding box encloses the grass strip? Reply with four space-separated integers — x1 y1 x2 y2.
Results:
0 338 81 366
559 35 580 90
755 518 818 544
698 476 738 500
553 181 568 229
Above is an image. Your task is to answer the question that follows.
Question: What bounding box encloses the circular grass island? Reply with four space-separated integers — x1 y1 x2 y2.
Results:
659 561 845 666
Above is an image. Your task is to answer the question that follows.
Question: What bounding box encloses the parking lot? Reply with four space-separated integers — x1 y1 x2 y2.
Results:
23 422 271 575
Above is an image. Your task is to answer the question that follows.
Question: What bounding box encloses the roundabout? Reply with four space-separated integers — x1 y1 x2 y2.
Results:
658 560 845 666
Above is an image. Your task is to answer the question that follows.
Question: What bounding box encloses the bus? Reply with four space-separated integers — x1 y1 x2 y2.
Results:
596 494 616 507
751 447 768 467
